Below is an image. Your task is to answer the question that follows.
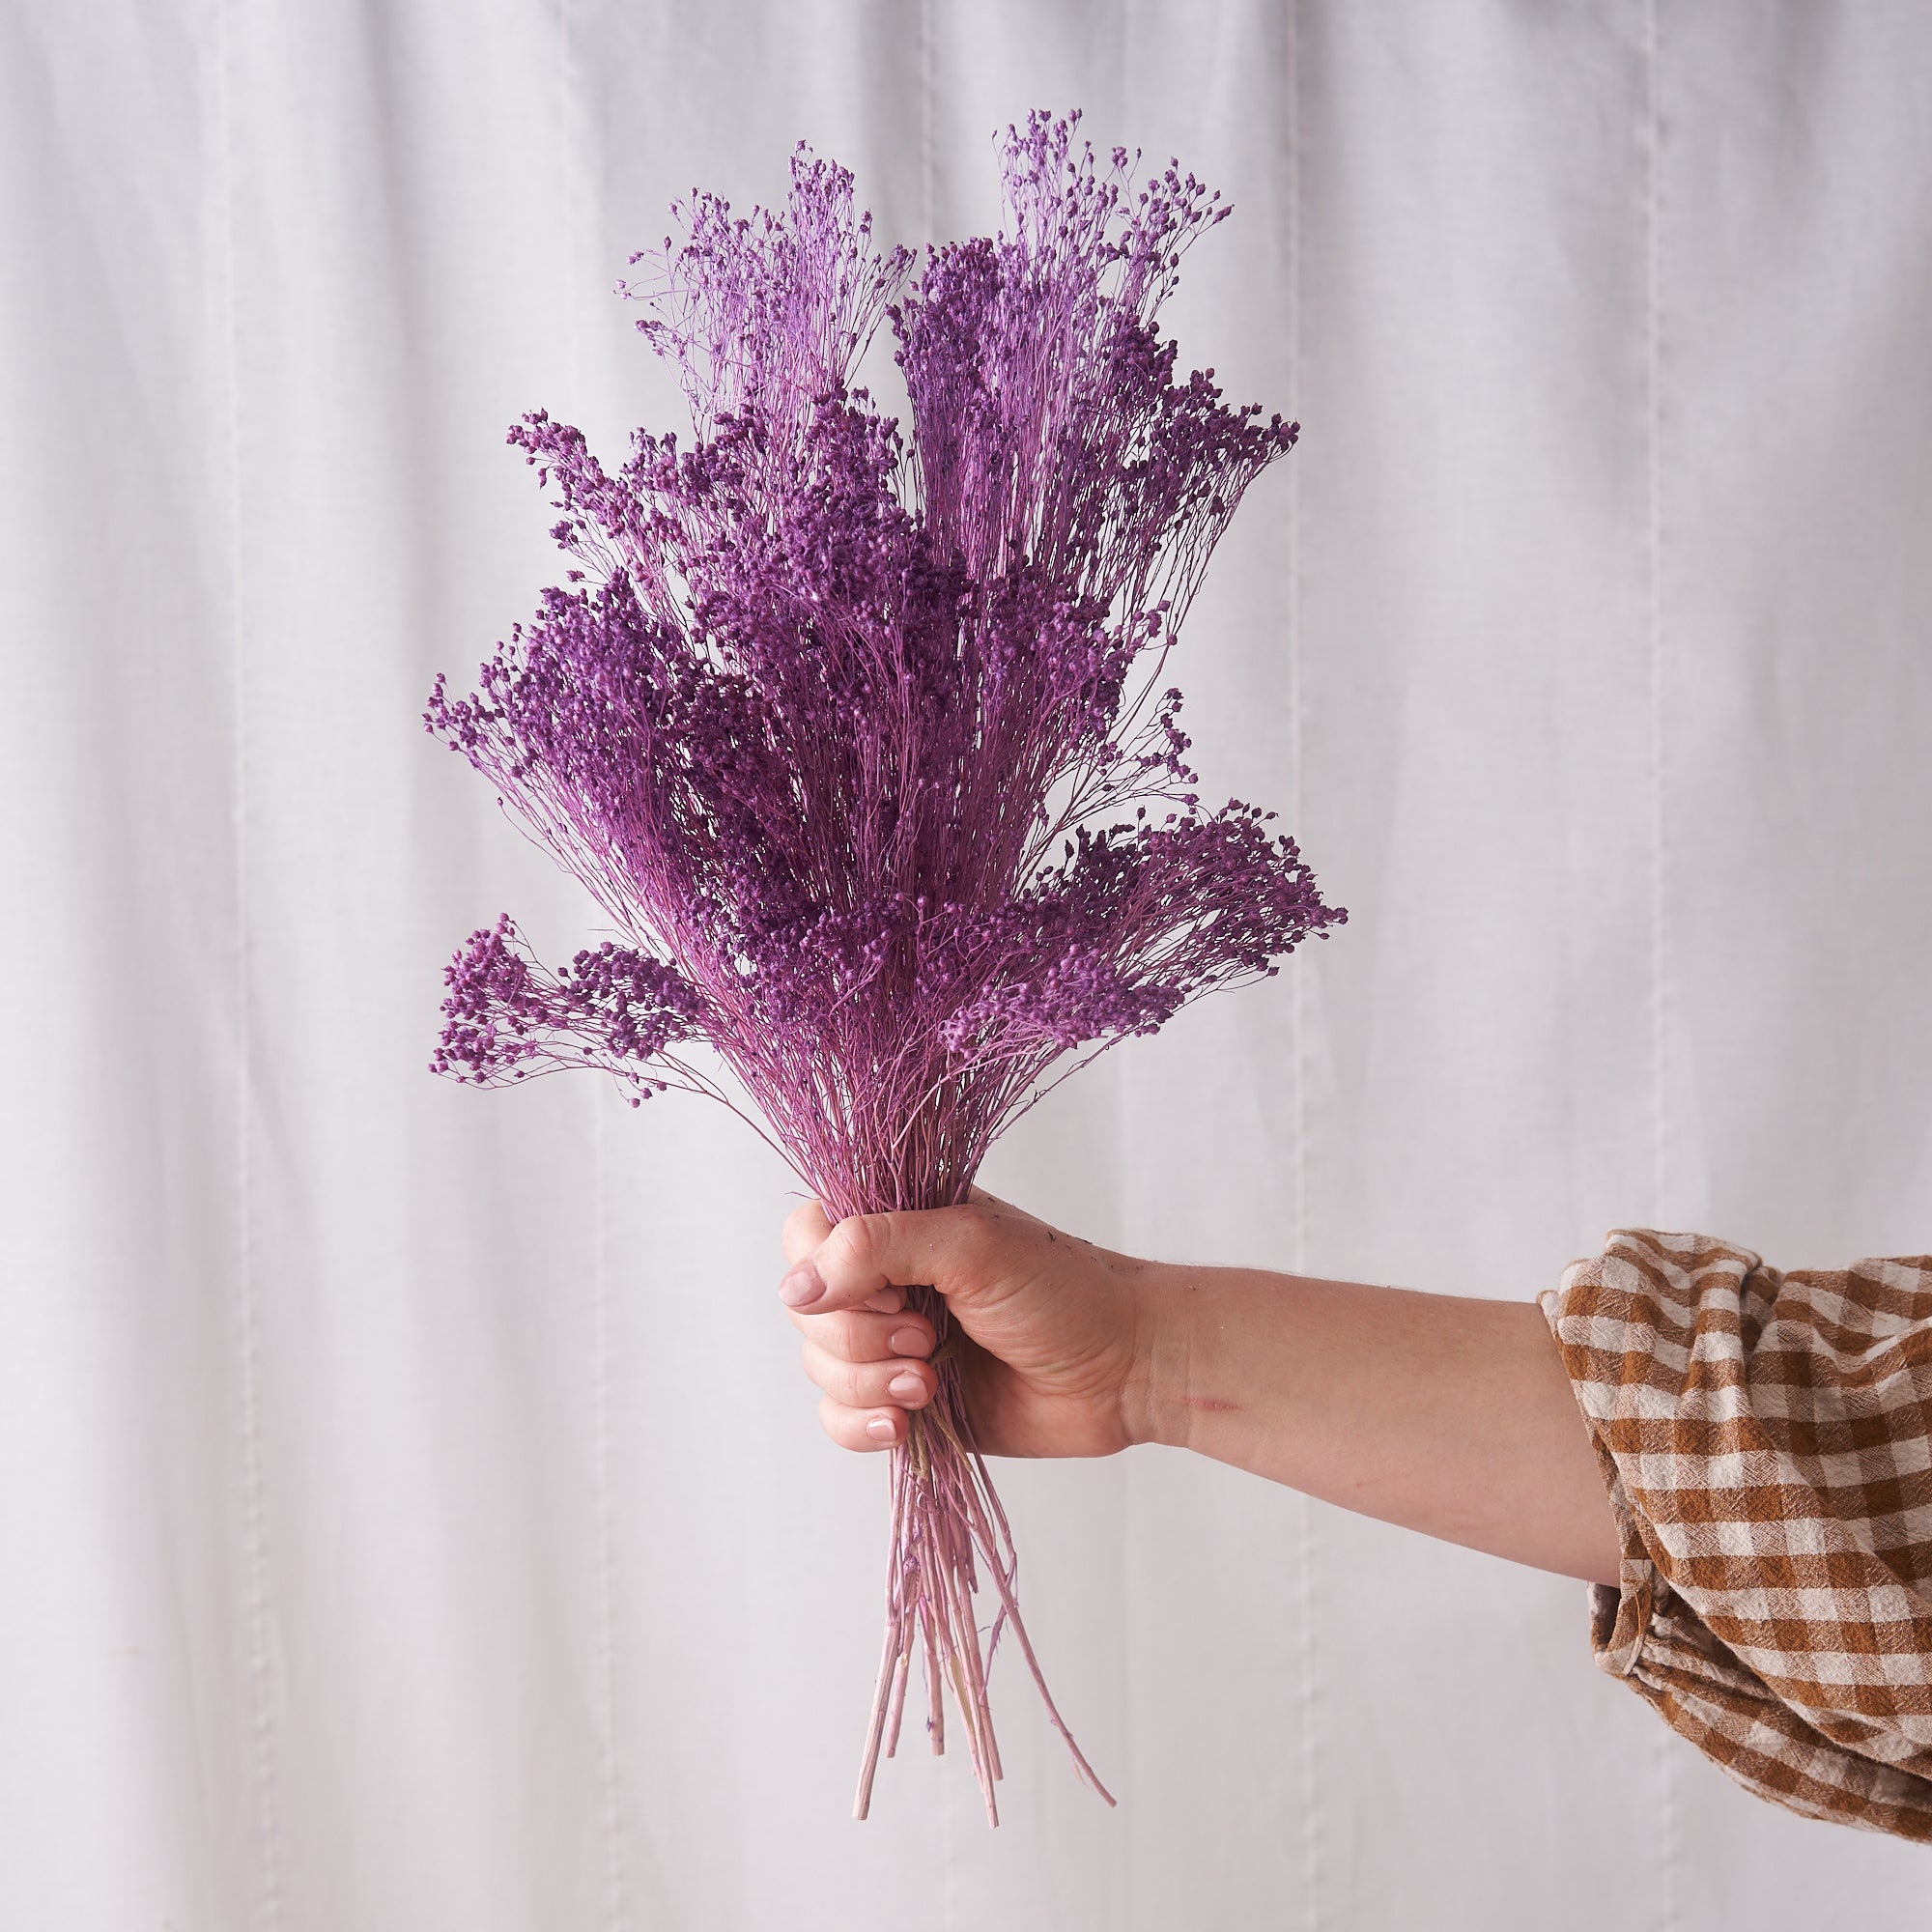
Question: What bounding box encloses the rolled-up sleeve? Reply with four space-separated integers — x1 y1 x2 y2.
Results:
1541 1228 1932 1841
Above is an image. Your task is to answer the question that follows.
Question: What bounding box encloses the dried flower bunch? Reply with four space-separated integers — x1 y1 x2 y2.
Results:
428 110 1344 1823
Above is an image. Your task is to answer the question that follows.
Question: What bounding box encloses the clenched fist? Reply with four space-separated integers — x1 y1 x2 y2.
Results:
778 1190 1156 1459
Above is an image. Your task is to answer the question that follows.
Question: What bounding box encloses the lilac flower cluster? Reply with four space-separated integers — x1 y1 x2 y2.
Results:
430 115 1341 1203
427 112 1344 1822
430 915 701 1094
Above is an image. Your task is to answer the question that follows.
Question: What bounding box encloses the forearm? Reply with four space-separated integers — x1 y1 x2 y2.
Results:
1126 1263 1622 1586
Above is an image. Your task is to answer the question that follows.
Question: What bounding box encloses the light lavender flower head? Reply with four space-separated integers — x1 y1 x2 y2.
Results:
427 110 1344 1823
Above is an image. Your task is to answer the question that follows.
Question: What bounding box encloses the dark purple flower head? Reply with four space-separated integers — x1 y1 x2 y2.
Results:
427 111 1344 1209
430 915 703 1105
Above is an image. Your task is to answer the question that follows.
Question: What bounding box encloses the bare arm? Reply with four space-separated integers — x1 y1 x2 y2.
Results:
780 1193 1621 1588
1128 1264 1621 1583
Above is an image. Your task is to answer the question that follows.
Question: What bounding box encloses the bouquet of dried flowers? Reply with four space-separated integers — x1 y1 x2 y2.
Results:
427 111 1343 1823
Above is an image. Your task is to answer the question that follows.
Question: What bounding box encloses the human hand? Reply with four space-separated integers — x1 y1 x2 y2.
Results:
778 1191 1158 1459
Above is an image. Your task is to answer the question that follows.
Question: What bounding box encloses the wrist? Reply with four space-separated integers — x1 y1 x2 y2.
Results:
1120 1260 1209 1451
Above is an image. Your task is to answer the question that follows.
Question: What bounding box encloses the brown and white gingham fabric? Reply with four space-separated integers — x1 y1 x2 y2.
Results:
1541 1228 1932 1841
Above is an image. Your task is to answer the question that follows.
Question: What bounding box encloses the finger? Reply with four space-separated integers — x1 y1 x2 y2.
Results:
780 1204 995 1315
801 1338 936 1411
781 1200 905 1313
819 1393 907 1452
785 1305 935 1362
781 1199 834 1267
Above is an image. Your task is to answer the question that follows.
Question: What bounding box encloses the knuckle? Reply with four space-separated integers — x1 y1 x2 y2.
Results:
952 1199 995 1236
781 1202 819 1259
821 1213 867 1273
942 1202 997 1267
802 1346 844 1397
825 1211 893 1288
819 1311 867 1359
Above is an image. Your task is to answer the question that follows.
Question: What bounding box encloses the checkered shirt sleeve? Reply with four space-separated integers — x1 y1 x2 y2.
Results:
1541 1228 1932 1841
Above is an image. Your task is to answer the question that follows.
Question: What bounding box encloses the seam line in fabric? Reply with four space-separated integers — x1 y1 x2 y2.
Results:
1644 0 1667 1278
1643 1 1682 1922
921 0 936 262
1287 3 1320 1926
216 1 285 1922
554 0 631 1921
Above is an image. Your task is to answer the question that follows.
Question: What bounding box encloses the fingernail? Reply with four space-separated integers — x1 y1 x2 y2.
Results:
780 1262 827 1308
888 1327 929 1357
866 1414 896 1441
888 1372 925 1403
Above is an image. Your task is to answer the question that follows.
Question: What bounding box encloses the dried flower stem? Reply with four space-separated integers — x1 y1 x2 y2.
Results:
427 110 1344 1823
849 1293 1116 1822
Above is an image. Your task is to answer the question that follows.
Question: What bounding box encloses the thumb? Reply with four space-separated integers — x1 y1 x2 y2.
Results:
779 1201 1002 1315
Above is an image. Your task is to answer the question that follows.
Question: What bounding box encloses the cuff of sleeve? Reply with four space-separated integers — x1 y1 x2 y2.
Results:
1536 1246 1932 1842
1537 1284 1661 1678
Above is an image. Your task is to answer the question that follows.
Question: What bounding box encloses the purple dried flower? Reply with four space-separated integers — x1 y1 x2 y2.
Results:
432 915 702 1099
428 110 1344 1823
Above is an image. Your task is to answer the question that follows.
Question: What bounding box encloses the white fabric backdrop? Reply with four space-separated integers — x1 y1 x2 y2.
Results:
6 1 1932 1924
